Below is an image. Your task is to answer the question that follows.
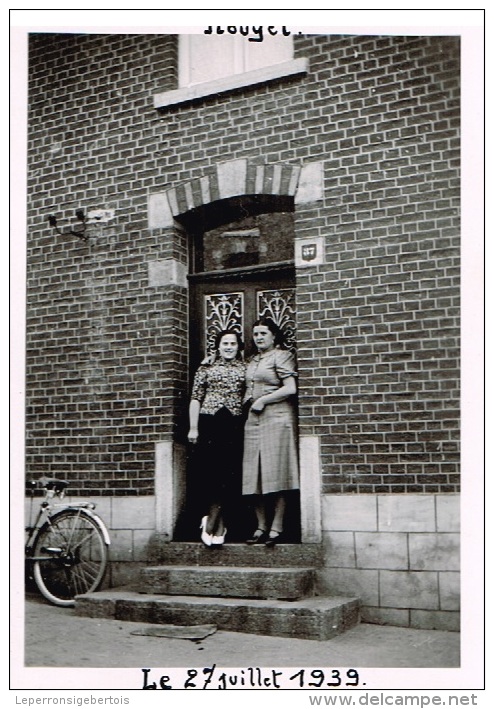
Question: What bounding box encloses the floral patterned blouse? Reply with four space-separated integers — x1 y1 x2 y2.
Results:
191 359 246 417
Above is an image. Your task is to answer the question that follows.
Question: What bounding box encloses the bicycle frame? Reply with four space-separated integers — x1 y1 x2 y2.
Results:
25 485 60 556
25 478 111 606
25 484 111 560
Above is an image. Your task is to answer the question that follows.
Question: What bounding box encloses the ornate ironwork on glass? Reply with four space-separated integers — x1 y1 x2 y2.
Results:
257 288 296 352
204 292 244 353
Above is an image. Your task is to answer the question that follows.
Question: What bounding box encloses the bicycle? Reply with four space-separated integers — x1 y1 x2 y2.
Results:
25 477 111 607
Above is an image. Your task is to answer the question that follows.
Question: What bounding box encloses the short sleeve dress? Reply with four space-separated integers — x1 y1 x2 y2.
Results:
242 348 299 496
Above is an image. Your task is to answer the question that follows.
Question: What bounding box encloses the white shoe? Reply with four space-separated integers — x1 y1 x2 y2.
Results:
212 528 227 546
200 516 213 547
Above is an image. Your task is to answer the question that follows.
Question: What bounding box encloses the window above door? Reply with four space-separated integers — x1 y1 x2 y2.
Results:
179 33 294 87
154 35 307 109
191 210 295 275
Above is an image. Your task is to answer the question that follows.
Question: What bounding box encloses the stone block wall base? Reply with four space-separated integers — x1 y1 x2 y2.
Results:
361 606 460 632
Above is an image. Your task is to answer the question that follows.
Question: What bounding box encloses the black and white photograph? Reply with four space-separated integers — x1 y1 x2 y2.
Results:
10 7 484 699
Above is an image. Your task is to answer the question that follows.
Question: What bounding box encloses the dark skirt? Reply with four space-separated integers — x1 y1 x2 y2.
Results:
194 407 244 517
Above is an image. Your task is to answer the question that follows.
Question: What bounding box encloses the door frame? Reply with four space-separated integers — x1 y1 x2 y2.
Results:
151 160 324 544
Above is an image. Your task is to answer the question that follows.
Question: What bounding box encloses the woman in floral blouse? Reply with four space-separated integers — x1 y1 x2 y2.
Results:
188 329 246 547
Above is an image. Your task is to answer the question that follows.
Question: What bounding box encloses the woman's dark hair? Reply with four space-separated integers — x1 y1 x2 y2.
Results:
252 317 285 347
214 329 244 359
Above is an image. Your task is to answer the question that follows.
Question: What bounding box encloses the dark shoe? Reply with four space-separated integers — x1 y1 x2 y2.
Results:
265 530 283 548
246 528 268 545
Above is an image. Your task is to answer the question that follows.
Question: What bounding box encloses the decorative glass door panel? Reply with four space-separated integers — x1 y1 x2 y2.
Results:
257 288 296 353
204 292 244 353
191 271 295 367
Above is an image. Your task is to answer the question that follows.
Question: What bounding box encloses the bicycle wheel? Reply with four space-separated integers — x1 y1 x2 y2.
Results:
32 509 108 607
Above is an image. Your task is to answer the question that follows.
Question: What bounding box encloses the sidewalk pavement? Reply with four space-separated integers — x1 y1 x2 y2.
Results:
22 593 460 670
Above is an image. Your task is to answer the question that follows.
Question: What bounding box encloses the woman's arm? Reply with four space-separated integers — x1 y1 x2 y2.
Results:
251 376 297 413
188 364 209 441
188 399 201 443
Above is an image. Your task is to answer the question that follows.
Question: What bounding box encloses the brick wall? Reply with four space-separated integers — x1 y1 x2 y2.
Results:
26 34 185 496
293 35 460 494
26 32 460 498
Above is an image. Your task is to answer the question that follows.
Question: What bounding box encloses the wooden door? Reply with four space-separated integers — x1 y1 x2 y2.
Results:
189 266 296 368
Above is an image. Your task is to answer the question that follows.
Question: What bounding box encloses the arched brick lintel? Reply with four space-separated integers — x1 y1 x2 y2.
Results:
165 159 301 218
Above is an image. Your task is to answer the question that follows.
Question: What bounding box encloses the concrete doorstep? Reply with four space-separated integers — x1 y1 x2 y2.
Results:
74 587 361 641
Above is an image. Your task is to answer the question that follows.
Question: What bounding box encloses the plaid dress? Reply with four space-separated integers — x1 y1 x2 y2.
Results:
242 348 299 495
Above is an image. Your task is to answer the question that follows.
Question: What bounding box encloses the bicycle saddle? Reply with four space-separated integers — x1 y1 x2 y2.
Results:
32 477 69 492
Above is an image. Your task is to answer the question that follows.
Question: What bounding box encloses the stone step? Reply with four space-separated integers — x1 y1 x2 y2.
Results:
138 565 315 600
74 588 360 641
147 539 323 568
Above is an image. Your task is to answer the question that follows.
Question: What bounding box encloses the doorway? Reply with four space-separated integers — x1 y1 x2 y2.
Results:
174 262 300 542
171 198 300 542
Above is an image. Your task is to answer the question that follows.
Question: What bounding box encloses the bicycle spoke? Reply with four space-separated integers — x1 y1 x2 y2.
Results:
69 529 102 554
32 510 108 606
69 559 100 591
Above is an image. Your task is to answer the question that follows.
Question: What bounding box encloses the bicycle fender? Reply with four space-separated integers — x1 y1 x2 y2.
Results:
65 507 111 546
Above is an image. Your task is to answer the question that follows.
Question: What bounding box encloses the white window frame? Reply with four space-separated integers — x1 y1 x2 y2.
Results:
154 34 306 109
178 34 294 88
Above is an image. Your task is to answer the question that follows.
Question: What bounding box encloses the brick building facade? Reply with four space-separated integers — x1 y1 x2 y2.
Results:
25 31 461 629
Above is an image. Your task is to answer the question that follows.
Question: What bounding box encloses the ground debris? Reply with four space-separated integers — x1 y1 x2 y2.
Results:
130 623 217 640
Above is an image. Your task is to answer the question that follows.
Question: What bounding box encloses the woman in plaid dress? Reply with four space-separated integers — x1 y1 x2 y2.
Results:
188 330 246 547
242 318 299 546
